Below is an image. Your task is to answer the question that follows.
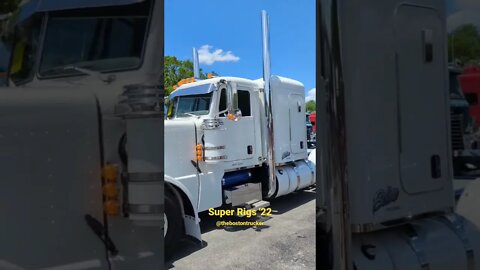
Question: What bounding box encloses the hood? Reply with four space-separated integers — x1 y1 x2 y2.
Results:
164 118 201 178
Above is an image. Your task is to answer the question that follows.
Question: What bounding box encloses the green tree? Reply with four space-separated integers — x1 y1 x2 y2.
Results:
0 0 21 14
0 0 21 43
306 100 316 113
164 56 217 96
449 24 480 65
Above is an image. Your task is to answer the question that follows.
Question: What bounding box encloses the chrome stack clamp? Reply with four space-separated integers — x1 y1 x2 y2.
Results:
115 83 164 227
116 84 164 119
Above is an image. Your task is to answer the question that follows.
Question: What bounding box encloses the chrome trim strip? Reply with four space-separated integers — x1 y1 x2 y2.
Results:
204 145 226 150
351 223 382 234
129 204 164 214
202 119 224 130
204 155 227 161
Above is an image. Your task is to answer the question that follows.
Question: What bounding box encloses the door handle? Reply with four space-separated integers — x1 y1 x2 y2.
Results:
431 155 441 179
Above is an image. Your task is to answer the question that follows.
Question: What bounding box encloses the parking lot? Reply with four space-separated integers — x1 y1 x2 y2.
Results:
166 188 316 270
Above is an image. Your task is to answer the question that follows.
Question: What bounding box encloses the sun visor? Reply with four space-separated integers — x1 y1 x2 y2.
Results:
17 0 146 22
169 83 216 100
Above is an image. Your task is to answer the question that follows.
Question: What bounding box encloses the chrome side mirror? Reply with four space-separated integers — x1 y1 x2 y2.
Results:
231 108 242 121
218 80 242 121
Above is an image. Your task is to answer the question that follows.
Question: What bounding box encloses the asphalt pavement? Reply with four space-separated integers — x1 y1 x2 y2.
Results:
166 188 316 270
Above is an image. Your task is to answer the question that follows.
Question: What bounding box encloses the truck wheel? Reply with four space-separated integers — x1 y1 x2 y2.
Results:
165 190 183 260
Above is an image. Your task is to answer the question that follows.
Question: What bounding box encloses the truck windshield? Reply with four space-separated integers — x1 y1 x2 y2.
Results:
172 93 212 118
39 15 148 77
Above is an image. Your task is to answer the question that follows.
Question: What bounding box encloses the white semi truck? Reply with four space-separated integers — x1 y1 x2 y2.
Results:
163 11 316 255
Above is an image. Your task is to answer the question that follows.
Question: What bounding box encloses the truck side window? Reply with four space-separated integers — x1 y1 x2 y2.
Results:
219 88 227 112
238 90 251 116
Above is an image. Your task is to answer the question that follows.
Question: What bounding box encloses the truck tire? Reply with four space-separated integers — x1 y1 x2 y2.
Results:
165 190 183 260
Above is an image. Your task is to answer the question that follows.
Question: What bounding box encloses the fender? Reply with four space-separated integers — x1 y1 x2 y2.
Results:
165 174 202 242
456 179 480 229
308 148 316 166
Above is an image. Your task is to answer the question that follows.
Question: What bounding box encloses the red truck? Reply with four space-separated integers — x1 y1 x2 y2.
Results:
459 65 480 127
306 112 316 149
309 112 316 132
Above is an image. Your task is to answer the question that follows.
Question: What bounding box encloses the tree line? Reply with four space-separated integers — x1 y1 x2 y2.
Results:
449 24 480 65
0 0 21 14
164 56 217 96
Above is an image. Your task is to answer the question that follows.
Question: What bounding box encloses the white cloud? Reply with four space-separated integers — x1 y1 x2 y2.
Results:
197 45 240 65
448 0 480 32
448 11 480 32
306 88 316 102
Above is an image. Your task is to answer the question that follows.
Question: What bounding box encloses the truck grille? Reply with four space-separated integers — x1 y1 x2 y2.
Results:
451 112 465 150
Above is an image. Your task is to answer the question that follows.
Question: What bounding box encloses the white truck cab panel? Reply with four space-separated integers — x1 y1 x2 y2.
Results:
215 80 263 170
270 75 308 165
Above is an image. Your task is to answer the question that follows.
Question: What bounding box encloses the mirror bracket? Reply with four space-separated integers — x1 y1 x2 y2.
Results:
217 80 242 121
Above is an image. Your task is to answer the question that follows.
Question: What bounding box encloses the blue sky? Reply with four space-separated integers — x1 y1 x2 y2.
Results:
447 0 457 14
446 0 480 32
165 0 316 100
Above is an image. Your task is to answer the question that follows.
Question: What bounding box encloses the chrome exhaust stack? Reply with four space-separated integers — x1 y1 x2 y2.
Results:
318 1 352 269
114 0 164 225
193 47 200 79
261 10 277 198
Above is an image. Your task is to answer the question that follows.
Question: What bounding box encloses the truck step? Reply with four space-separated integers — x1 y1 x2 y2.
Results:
236 200 270 217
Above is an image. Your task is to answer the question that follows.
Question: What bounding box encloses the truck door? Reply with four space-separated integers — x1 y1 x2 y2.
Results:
290 93 307 154
218 87 257 167
394 4 449 194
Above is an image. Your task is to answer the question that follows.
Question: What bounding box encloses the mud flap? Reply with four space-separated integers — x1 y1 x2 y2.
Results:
184 215 202 243
106 217 163 269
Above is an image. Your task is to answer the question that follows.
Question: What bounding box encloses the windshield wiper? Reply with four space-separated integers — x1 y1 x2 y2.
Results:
41 65 116 84
181 112 198 117
64 65 116 84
